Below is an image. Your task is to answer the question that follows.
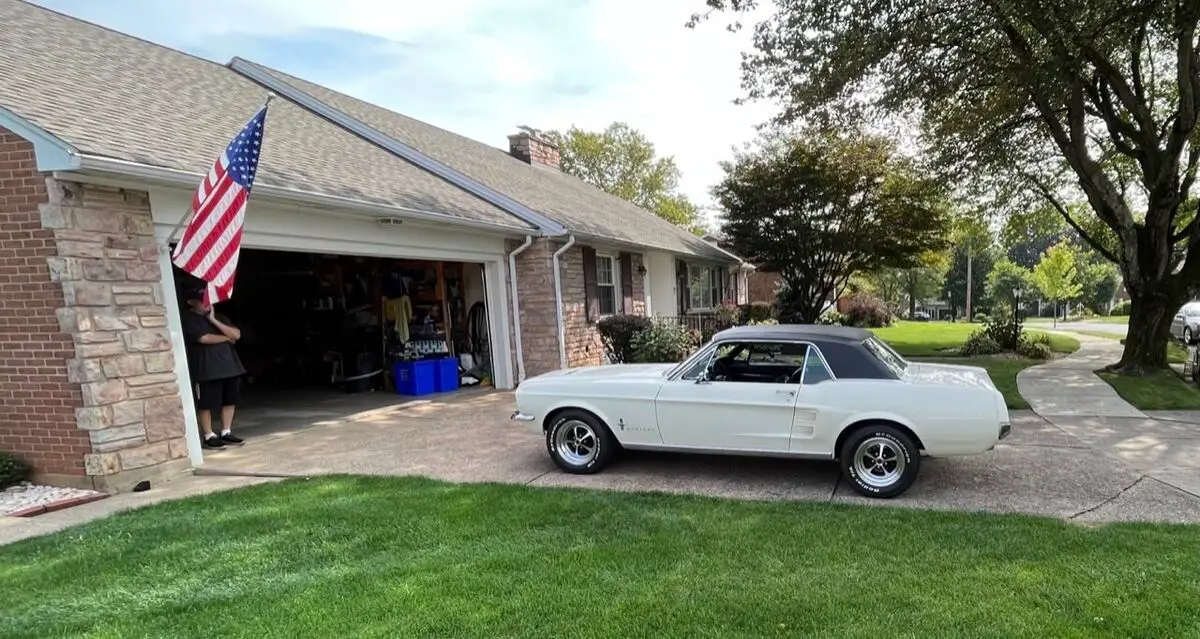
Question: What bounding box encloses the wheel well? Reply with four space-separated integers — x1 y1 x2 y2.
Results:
834 420 925 459
542 406 604 432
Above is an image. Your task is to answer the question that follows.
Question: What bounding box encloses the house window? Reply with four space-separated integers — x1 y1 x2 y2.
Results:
596 255 618 315
687 264 725 311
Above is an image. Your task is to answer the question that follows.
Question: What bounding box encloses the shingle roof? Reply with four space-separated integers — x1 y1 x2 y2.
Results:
231 59 736 262
0 0 532 231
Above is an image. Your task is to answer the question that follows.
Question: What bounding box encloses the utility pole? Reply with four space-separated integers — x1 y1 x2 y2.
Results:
965 240 973 322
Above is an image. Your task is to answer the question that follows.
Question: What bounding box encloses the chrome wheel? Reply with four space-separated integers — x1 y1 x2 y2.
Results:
1186 328 1193 344
852 436 906 489
553 419 598 467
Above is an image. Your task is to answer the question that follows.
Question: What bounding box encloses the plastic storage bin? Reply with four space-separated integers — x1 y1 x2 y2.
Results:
434 356 460 392
394 359 436 396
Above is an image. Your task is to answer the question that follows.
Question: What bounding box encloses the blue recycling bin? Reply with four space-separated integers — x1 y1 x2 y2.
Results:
393 359 436 396
434 356 459 392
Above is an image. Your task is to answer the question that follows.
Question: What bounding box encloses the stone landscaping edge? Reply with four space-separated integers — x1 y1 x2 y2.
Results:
6 493 110 518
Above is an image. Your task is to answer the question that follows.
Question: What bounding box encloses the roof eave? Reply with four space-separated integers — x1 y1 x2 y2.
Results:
228 57 568 238
68 154 538 236
566 230 742 263
0 106 81 171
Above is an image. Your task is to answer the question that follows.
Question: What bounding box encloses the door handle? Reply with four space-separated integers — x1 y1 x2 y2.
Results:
775 389 796 397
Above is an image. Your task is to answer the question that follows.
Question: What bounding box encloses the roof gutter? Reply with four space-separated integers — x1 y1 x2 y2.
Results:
552 235 577 369
69 154 537 236
227 57 568 237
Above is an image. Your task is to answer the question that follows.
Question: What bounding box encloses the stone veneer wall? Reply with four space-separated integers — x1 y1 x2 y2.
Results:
0 129 89 479
506 237 646 379
42 178 190 491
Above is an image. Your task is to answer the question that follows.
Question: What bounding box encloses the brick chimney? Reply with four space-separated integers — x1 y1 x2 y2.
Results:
508 126 560 169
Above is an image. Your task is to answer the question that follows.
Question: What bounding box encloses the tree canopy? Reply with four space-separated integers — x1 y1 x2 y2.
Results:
1033 243 1085 325
713 128 950 322
544 122 703 231
695 0 1200 371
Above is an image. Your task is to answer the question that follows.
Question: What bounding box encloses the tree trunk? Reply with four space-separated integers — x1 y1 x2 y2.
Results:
1052 300 1057 328
1112 288 1180 373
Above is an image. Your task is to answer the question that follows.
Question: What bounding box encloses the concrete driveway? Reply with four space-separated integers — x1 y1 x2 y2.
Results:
200 390 1200 525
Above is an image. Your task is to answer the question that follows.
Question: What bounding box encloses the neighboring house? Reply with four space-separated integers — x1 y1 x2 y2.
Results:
0 1 743 490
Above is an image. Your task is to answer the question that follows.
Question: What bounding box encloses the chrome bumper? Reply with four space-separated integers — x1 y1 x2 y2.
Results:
999 422 1012 440
511 411 536 422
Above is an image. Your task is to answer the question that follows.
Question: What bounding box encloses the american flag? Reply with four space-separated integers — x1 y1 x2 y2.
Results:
172 104 269 304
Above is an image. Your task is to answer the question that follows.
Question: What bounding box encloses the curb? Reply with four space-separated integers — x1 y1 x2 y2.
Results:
5 493 109 518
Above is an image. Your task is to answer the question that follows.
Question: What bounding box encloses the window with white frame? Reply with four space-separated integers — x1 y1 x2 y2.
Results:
687 264 725 311
596 255 618 315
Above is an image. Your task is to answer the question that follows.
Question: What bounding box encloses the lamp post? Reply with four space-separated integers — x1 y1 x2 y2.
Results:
1013 287 1023 324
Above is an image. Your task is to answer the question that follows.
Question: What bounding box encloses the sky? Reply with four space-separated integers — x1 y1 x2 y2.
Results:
30 0 778 217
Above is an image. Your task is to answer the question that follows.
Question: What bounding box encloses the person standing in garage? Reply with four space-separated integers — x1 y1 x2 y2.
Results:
181 286 246 449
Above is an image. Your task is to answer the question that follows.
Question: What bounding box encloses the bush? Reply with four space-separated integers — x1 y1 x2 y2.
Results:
0 452 31 489
817 310 845 326
983 314 1024 351
630 322 698 363
1025 332 1051 346
746 318 779 326
961 331 1003 356
973 312 989 323
1017 340 1053 359
738 301 775 324
841 293 893 328
1110 300 1131 316
597 314 653 364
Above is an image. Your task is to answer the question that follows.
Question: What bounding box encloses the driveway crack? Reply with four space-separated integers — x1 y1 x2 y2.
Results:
828 472 841 503
1068 476 1145 519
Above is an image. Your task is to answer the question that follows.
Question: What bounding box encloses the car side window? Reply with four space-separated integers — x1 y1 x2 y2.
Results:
1187 306 1200 318
801 347 834 384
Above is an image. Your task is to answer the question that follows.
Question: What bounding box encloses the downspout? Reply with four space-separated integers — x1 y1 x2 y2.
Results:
508 236 534 383
552 235 578 369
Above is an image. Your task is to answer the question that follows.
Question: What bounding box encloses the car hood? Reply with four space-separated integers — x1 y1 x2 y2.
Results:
903 362 997 390
524 363 676 383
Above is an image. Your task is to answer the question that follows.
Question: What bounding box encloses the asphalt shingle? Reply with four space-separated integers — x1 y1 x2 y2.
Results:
0 0 532 231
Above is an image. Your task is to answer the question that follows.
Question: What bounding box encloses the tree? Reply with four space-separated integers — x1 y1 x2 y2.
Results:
1033 244 1084 328
864 249 950 316
695 0 1200 373
986 258 1034 312
714 128 950 323
942 245 995 320
544 123 702 231
1075 252 1122 314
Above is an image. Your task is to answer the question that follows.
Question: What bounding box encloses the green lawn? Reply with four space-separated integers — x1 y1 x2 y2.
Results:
871 321 1080 357
2 477 1199 638
1098 369 1200 410
1026 316 1131 325
916 357 1038 410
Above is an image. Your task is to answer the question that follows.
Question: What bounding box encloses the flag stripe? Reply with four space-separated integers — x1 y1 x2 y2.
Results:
176 175 238 268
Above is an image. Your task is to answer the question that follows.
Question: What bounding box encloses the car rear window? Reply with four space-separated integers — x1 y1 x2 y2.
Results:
862 336 908 376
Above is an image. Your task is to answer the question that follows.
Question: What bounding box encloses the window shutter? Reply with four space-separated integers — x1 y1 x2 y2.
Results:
620 252 634 313
676 259 689 311
582 246 599 322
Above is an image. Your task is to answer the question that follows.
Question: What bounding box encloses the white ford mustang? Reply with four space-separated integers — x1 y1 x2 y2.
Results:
512 324 1011 498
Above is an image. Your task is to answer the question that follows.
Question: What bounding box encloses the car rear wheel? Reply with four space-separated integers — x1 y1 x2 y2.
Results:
840 425 921 498
1185 327 1194 345
545 410 617 474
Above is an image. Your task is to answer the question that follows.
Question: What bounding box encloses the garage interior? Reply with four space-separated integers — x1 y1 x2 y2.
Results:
172 247 496 439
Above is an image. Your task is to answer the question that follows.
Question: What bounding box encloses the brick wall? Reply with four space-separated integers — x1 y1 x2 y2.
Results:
0 129 88 477
41 179 190 490
506 238 646 379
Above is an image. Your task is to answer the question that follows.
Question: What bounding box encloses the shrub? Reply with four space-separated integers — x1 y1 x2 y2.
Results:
597 314 653 364
1017 340 1053 359
0 452 31 489
817 310 845 326
841 293 893 328
983 314 1024 351
746 318 779 326
973 312 989 323
1110 300 1131 316
1025 332 1051 346
961 331 1003 356
631 321 698 363
738 301 775 324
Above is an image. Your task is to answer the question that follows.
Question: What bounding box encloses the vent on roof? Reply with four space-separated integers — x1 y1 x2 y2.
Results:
508 126 560 170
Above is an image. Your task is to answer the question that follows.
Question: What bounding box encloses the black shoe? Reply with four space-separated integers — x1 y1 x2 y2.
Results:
203 435 225 449
220 432 244 444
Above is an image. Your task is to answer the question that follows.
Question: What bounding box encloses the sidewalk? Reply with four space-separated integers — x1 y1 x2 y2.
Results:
1017 333 1200 506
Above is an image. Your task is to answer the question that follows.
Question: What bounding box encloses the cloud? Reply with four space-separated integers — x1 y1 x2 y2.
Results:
31 0 778 215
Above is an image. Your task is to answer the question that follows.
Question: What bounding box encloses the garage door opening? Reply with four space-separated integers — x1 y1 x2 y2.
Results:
172 247 496 441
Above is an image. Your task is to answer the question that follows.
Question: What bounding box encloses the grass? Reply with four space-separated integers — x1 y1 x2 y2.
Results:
916 357 1037 410
2 476 1199 638
1026 316 1131 325
871 321 1080 357
1098 369 1200 410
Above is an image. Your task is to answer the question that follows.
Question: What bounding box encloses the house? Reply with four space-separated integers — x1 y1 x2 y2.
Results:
0 0 744 490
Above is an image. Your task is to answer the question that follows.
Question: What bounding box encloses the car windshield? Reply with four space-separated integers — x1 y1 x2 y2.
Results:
862 336 908 376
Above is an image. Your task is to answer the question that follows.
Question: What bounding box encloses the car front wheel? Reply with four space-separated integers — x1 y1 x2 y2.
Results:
840 425 921 498
1186 327 1194 345
545 410 617 474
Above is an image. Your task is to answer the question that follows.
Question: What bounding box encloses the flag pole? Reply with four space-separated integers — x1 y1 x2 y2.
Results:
161 92 276 255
